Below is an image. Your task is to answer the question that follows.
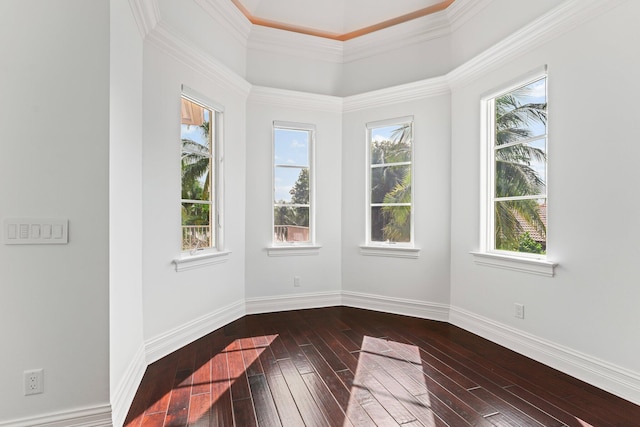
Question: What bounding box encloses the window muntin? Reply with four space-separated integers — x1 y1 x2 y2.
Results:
273 122 314 245
367 117 414 245
488 76 547 255
180 95 221 253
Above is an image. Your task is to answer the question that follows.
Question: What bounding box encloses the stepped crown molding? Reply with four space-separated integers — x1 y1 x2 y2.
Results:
128 0 161 38
447 0 629 88
248 26 343 64
141 0 623 110
249 86 343 113
201 0 486 64
445 0 493 32
146 22 252 98
343 11 451 63
194 0 252 47
344 76 449 113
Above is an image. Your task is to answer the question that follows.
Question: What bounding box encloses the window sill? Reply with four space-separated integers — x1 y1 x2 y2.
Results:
360 245 420 259
173 250 231 272
471 251 557 277
267 245 321 257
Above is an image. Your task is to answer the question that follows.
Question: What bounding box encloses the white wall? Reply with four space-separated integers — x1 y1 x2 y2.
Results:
110 0 146 423
245 91 343 302
157 0 248 78
341 34 452 96
246 46 343 96
449 0 559 68
0 0 110 423
450 0 640 399
341 95 452 312
141 42 248 357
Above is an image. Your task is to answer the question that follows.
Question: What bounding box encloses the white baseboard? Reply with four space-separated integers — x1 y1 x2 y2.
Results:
110 344 146 427
342 291 450 322
449 306 640 406
0 404 113 427
145 299 245 364
245 291 342 314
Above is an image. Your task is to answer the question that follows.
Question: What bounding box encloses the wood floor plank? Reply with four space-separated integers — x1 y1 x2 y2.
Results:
248 374 282 427
239 336 265 378
124 306 640 427
278 358 330 427
263 373 306 427
225 339 252 401
187 392 210 427
140 412 166 427
232 396 257 427
301 372 354 427
336 369 401 427
191 346 211 396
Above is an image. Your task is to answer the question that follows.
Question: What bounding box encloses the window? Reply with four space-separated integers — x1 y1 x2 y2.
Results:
486 75 547 256
180 91 223 254
366 117 414 245
272 121 314 245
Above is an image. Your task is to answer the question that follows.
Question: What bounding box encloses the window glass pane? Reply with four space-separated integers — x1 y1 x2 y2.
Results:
370 124 412 165
181 202 211 250
494 199 546 253
371 206 411 243
181 100 212 202
371 165 411 204
274 129 309 167
273 206 310 243
274 167 308 204
495 138 546 198
495 78 546 145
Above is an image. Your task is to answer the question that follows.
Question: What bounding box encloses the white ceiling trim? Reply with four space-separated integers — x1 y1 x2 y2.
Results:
194 0 252 47
146 22 252 98
445 0 493 32
448 0 629 88
249 86 343 113
128 0 161 38
343 76 449 113
141 0 621 110
343 12 451 63
248 26 344 64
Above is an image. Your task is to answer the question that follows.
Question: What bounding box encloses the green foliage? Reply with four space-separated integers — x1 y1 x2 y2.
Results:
371 124 412 242
494 82 547 251
517 232 545 254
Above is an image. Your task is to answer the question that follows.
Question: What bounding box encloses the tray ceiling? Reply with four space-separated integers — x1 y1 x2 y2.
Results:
232 0 455 40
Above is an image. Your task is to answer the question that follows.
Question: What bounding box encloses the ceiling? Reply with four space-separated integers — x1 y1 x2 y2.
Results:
231 0 455 41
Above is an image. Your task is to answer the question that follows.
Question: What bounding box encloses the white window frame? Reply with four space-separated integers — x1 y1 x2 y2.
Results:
268 121 319 256
361 116 419 258
473 67 556 276
173 86 229 271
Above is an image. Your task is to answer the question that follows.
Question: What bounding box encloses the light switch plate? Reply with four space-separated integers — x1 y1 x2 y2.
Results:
3 218 68 245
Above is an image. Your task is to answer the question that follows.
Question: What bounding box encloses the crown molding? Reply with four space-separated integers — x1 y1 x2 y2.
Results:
448 0 628 88
344 76 449 113
343 11 451 63
248 26 344 64
128 0 160 39
194 0 252 47
146 22 252 98
249 86 343 114
446 0 493 32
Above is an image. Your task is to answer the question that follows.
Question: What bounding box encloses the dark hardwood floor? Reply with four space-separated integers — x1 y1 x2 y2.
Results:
124 307 640 426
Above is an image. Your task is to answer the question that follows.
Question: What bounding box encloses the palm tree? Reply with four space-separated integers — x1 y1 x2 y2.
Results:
377 124 412 242
181 120 211 203
494 83 547 251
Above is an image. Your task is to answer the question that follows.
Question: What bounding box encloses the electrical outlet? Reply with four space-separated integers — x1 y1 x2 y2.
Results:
293 276 301 287
514 303 525 319
24 369 43 396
